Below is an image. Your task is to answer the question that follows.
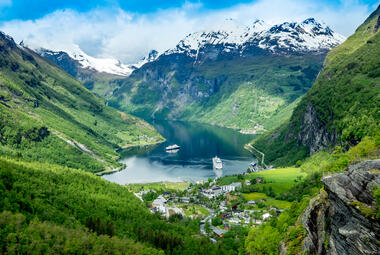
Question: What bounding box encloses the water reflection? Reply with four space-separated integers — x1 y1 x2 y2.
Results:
102 120 256 184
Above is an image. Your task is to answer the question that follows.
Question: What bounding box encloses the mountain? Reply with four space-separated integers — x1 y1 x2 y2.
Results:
250 6 380 166
164 18 344 59
30 45 162 97
26 45 135 97
0 31 163 173
108 18 344 133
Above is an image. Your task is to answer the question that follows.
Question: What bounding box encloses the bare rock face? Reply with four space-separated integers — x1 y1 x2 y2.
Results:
297 102 336 154
302 159 380 255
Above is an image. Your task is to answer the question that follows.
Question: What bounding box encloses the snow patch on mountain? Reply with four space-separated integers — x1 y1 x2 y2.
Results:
164 18 345 58
65 45 135 76
26 43 135 76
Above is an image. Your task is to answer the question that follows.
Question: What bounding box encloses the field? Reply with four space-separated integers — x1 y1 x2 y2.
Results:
243 192 292 209
247 167 307 182
178 204 210 217
126 181 189 192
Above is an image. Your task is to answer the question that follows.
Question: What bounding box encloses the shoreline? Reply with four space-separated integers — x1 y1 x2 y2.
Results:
96 139 166 176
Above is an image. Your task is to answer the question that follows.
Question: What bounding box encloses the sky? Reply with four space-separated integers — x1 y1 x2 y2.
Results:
0 0 378 63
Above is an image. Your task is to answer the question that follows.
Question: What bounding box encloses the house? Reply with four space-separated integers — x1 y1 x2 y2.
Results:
247 200 256 205
256 177 263 183
162 191 171 196
262 212 272 221
212 227 227 237
254 219 262 224
221 182 242 192
245 180 251 185
151 195 167 213
228 217 241 224
211 186 223 196
180 197 190 203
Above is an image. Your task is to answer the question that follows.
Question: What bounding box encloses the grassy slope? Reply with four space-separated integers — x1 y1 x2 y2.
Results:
114 54 323 133
0 157 221 254
0 34 163 173
183 56 321 133
251 7 380 166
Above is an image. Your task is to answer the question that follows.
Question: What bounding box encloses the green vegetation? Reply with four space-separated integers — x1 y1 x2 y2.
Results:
127 182 189 193
251 6 380 166
245 133 380 254
350 201 377 218
0 34 163 173
0 211 162 255
0 157 226 254
249 167 306 183
112 54 324 133
180 204 210 217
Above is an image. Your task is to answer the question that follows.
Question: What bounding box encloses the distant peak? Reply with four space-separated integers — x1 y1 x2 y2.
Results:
302 18 318 24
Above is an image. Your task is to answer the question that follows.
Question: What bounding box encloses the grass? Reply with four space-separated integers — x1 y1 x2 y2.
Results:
243 192 268 200
179 204 210 217
247 167 307 183
243 192 292 209
126 182 189 193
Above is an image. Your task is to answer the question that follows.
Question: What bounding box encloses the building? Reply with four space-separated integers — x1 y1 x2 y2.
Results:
212 227 227 237
180 197 190 203
262 212 272 221
228 217 241 224
221 182 242 192
247 200 256 205
245 180 251 186
151 195 167 213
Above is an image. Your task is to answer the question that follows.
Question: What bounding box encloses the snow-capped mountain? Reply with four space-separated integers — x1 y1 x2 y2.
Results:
133 50 160 69
162 18 345 59
32 45 135 76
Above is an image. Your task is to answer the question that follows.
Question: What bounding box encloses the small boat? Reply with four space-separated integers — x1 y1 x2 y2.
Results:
166 144 180 151
212 156 223 170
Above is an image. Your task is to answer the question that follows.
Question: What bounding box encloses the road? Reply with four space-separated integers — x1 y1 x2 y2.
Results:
200 208 216 243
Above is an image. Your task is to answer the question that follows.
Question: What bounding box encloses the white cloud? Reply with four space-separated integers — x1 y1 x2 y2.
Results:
0 0 374 64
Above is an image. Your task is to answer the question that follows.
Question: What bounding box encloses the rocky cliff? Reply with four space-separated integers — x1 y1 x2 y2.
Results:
302 159 380 254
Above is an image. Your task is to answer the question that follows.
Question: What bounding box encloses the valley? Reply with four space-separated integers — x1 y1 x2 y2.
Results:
0 2 379 255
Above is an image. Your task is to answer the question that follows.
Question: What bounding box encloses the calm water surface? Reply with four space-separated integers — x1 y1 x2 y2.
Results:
102 120 257 184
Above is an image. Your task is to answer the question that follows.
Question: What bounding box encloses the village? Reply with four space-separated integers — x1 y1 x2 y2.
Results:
131 170 289 241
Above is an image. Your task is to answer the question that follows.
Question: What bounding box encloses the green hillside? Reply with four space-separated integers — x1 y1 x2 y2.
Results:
0 157 223 254
111 54 324 134
0 32 163 173
251 6 380 166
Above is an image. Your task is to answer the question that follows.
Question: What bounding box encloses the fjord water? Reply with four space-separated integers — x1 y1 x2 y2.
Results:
103 120 256 184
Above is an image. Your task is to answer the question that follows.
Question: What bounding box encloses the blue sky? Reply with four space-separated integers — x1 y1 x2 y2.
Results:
0 0 378 63
0 0 378 21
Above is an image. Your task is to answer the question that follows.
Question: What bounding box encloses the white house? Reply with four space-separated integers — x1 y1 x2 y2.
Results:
152 195 167 213
221 182 242 192
262 212 272 221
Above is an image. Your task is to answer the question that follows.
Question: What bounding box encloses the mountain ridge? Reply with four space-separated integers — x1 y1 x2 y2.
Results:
250 5 380 166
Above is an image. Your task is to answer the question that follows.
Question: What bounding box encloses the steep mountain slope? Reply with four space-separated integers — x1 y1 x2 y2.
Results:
251 6 380 166
0 157 221 254
109 19 344 133
0 31 163 173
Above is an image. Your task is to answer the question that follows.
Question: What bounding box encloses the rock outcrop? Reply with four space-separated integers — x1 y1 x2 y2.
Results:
302 159 380 254
296 102 337 154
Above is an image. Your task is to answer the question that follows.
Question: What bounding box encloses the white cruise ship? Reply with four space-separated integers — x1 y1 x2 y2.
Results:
212 156 223 170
